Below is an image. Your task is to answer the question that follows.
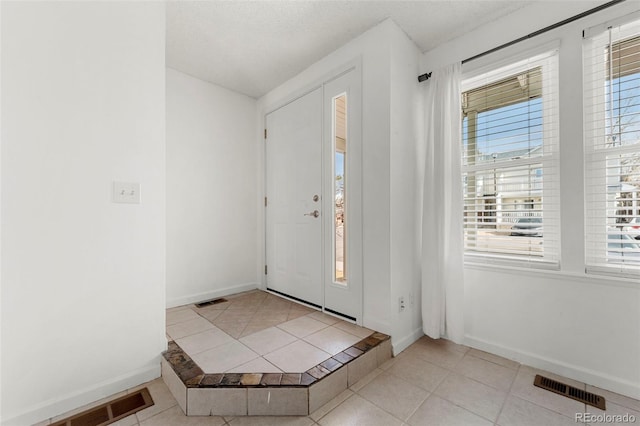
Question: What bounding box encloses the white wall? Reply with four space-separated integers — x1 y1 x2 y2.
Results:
166 68 258 307
1 2 166 424
421 1 640 398
389 25 423 352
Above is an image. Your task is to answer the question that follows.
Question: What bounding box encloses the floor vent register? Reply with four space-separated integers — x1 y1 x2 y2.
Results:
50 388 153 426
195 297 228 308
534 374 606 410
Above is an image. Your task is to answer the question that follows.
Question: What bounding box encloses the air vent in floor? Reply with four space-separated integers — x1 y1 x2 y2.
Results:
50 388 153 426
195 297 227 308
534 374 606 410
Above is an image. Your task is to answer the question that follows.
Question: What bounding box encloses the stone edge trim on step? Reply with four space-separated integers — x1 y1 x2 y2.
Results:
162 332 390 389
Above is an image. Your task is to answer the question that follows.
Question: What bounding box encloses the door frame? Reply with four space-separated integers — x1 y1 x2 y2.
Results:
261 59 363 324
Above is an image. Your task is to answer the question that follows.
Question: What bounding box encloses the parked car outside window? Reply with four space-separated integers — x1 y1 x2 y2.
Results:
622 217 640 240
510 217 543 237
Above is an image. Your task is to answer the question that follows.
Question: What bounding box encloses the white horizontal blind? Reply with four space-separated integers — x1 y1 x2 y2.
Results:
584 18 640 278
461 52 560 268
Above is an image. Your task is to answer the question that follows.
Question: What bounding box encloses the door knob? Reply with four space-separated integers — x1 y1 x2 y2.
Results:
304 210 319 218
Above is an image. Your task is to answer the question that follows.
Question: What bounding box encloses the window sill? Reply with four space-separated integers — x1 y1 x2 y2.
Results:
464 260 640 289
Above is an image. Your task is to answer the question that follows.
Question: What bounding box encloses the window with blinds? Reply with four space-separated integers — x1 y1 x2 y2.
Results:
584 18 640 278
461 51 560 268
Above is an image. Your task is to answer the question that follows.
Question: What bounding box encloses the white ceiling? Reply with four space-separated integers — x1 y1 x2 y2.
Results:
166 1 539 98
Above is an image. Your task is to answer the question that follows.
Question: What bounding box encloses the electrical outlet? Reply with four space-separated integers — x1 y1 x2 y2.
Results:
399 296 405 312
113 182 141 204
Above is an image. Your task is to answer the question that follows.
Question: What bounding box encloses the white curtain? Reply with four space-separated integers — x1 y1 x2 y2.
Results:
421 62 465 343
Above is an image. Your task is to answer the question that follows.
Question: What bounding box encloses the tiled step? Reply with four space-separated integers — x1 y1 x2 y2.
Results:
161 332 392 416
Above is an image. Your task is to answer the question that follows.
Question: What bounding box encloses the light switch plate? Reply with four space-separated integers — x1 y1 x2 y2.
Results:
113 182 141 204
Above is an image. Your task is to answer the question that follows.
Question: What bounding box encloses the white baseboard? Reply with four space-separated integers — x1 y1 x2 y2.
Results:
392 327 423 356
464 335 640 400
2 361 160 426
166 282 259 308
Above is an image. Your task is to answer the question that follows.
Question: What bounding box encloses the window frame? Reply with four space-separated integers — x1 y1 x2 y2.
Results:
461 50 561 269
583 18 640 279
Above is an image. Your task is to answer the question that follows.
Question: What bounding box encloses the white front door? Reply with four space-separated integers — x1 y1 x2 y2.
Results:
265 65 362 322
265 88 323 307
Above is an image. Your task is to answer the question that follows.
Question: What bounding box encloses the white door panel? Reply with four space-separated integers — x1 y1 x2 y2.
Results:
266 88 323 306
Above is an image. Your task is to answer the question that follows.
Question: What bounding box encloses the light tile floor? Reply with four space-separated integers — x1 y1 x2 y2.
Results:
38 290 640 425
40 335 640 425
165 290 373 374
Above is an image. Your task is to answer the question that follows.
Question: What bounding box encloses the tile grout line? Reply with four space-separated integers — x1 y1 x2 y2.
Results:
465 350 520 371
313 390 357 424
493 362 521 425
429 365 503 425
359 376 431 425
175 291 365 378
507 393 583 421
441 354 518 394
403 390 432 425
385 352 450 392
